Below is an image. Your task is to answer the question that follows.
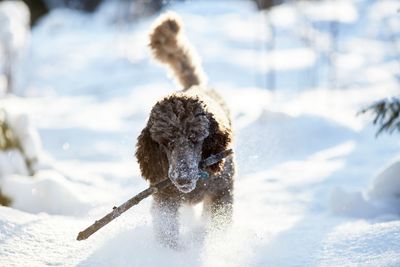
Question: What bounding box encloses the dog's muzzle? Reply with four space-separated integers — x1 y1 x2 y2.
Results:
168 161 198 193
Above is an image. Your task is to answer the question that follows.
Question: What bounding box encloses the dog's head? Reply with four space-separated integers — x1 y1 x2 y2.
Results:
136 94 231 193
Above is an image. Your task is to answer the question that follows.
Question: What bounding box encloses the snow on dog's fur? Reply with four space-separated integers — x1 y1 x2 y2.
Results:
135 12 235 248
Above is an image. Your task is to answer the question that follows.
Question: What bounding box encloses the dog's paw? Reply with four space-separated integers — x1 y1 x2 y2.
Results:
159 237 186 251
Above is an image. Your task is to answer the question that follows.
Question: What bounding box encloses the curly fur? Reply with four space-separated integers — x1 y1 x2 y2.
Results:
149 12 205 90
136 12 235 248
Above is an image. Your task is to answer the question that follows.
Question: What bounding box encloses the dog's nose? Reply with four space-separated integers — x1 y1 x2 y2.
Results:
175 177 191 186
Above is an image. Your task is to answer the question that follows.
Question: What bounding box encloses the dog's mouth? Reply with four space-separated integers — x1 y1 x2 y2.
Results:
170 170 203 193
170 172 199 193
175 182 197 193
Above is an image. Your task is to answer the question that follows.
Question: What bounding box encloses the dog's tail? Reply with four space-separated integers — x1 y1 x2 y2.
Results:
149 12 205 90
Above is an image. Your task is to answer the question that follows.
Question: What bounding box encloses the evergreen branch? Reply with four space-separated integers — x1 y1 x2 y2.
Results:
360 97 400 136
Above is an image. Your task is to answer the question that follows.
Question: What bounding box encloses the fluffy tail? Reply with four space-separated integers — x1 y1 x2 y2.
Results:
149 12 205 90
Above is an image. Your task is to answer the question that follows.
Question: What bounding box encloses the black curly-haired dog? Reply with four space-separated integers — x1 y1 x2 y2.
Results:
135 13 235 248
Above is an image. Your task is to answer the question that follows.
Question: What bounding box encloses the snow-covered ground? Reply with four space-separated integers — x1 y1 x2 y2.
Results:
0 0 400 266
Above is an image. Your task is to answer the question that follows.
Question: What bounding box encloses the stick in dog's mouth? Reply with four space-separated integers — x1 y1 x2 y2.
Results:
76 148 233 241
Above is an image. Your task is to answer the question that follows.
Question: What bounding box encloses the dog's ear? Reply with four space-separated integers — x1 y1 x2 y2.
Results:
135 124 168 184
202 113 232 174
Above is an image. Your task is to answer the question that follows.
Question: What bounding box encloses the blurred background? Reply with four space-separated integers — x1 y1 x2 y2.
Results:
0 1 400 266
1 0 397 95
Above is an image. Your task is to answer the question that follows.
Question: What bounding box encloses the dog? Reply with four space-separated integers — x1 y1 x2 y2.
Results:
135 13 235 248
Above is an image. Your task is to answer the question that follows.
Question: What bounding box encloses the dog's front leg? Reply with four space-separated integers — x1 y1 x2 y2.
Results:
151 193 181 249
204 188 233 230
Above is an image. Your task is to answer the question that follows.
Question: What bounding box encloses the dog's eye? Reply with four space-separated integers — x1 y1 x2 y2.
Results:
195 112 206 118
167 140 175 147
189 134 202 145
189 133 197 142
159 139 172 148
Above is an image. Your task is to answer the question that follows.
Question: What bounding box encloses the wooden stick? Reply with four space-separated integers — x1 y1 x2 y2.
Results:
76 149 233 241
76 179 170 241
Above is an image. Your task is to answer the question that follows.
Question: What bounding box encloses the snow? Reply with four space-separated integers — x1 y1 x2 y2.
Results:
0 0 400 266
0 111 41 177
2 170 92 215
299 0 359 23
331 159 400 218
0 148 29 176
0 1 30 49
0 0 30 95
